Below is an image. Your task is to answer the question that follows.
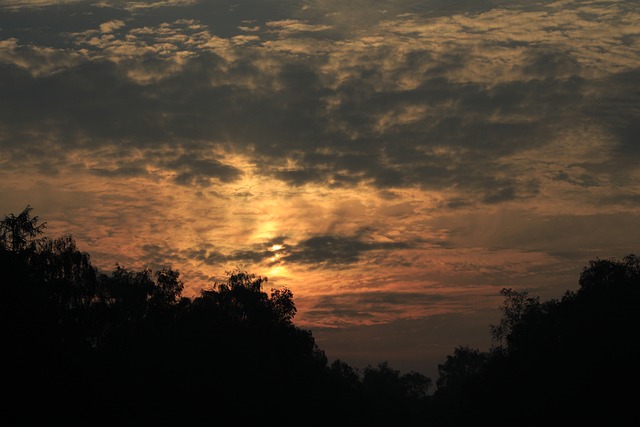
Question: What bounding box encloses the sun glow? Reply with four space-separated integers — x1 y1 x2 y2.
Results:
267 264 289 278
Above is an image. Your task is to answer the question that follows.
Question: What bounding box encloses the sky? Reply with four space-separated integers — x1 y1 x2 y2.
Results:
1 0 638 380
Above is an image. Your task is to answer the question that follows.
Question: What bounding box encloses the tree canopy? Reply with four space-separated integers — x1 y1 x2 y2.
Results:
0 204 46 252
431 254 640 426
1 206 431 425
2 206 638 425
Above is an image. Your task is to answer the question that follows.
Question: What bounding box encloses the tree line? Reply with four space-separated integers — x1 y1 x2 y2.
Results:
1 206 638 425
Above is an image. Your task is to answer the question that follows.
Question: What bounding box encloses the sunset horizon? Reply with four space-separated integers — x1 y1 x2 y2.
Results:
1 0 638 381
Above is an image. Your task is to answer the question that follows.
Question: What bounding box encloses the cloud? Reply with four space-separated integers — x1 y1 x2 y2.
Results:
172 229 418 271
0 0 84 9
265 19 333 35
0 38 87 77
113 0 201 11
165 153 243 186
282 232 414 266
99 19 126 34
309 291 449 320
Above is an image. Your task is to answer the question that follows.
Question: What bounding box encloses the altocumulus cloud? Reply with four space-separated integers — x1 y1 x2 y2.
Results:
1 0 637 202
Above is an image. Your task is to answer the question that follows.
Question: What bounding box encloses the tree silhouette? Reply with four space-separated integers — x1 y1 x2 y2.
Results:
0 205 46 252
7 206 636 426
1 207 434 424
436 345 488 391
357 361 432 425
432 253 640 426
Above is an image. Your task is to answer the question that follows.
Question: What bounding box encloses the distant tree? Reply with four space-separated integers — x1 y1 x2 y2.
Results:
99 264 156 322
269 286 297 324
489 288 542 350
329 358 362 390
359 361 431 425
578 253 640 294
36 234 98 298
363 361 405 398
0 205 46 252
199 269 299 327
432 254 640 427
401 370 433 400
436 345 488 391
150 267 184 308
